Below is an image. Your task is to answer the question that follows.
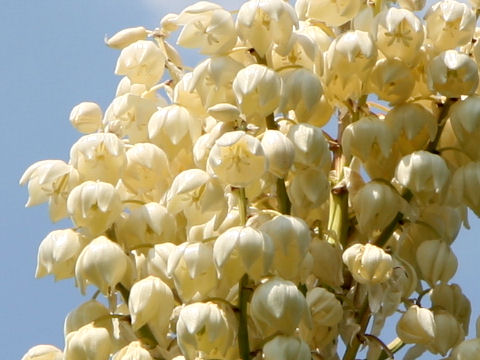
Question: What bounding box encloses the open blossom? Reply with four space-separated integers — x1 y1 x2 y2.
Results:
342 243 393 284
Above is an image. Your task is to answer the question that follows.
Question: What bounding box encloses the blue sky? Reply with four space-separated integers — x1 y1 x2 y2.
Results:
1 1 478 359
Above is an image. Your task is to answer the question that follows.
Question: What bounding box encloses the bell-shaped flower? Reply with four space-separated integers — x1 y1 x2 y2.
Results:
145 242 176 287
342 116 393 162
20 159 80 222
351 181 404 236
122 143 170 202
269 30 319 72
70 133 126 185
287 167 330 209
369 58 415 105
416 240 457 287
69 102 103 134
251 277 311 336
166 169 227 228
450 338 480 360
128 276 174 336
262 335 311 360
342 243 393 284
450 96 480 161
425 0 476 52
75 236 131 295
67 181 122 235
384 103 437 155
297 0 363 27
260 215 311 280
115 203 176 250
430 283 471 334
310 239 344 288
115 40 166 87
261 130 295 178
395 151 450 202
450 162 480 217
207 131 267 187
21 345 63 360
106 27 148 49
213 226 274 285
287 123 330 170
397 305 435 344
374 8 424 65
307 288 343 327
167 242 217 302
323 30 377 103
236 0 298 58
64 300 112 336
36 229 86 281
427 50 479 98
428 310 465 355
176 2 236 55
176 302 236 360
64 323 112 360
232 64 282 120
112 341 153 360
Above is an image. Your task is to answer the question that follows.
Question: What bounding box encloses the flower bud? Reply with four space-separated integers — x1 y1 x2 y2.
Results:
36 229 85 281
69 102 103 134
176 302 236 360
106 27 148 49
75 236 131 295
128 276 174 332
342 116 393 162
428 310 465 355
425 0 476 51
67 181 122 235
251 277 310 336
450 96 480 160
64 323 112 360
64 300 111 336
397 305 435 344
427 50 479 98
263 336 311 360
394 151 450 201
260 215 311 280
374 8 424 65
207 131 267 187
20 159 80 222
112 341 152 360
115 40 166 87
307 288 343 327
287 123 330 169
232 64 282 119
261 130 295 178
21 345 62 360
213 226 274 285
236 0 298 57
70 133 126 185
167 242 217 302
416 240 457 287
342 243 393 284
430 283 471 333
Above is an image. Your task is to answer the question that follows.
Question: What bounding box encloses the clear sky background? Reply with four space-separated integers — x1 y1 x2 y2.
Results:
1 1 478 359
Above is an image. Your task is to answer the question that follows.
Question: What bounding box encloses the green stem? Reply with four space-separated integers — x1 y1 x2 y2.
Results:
238 274 251 360
327 188 349 247
342 300 371 360
276 177 291 215
235 187 248 226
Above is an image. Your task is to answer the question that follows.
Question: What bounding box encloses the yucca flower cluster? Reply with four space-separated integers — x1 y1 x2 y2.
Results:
19 0 480 359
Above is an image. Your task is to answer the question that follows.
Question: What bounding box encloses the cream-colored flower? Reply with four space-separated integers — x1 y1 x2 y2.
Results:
297 0 363 27
176 2 236 55
232 64 282 120
261 130 295 178
213 226 274 284
69 102 103 134
106 27 148 49
430 283 471 333
36 229 85 281
287 123 330 170
20 159 80 222
397 305 435 344
207 130 267 187
176 302 236 360
21 345 63 360
75 235 131 295
427 50 479 98
428 310 465 355
70 133 126 185
236 0 298 57
64 323 112 360
115 40 166 87
416 240 458 286
307 287 343 327
64 300 111 336
425 0 476 51
449 96 480 161
112 341 153 360
310 239 344 288
251 277 311 336
263 336 311 360
342 243 393 284
67 181 122 235
450 162 480 216
144 242 176 287
450 338 480 360
287 167 330 209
